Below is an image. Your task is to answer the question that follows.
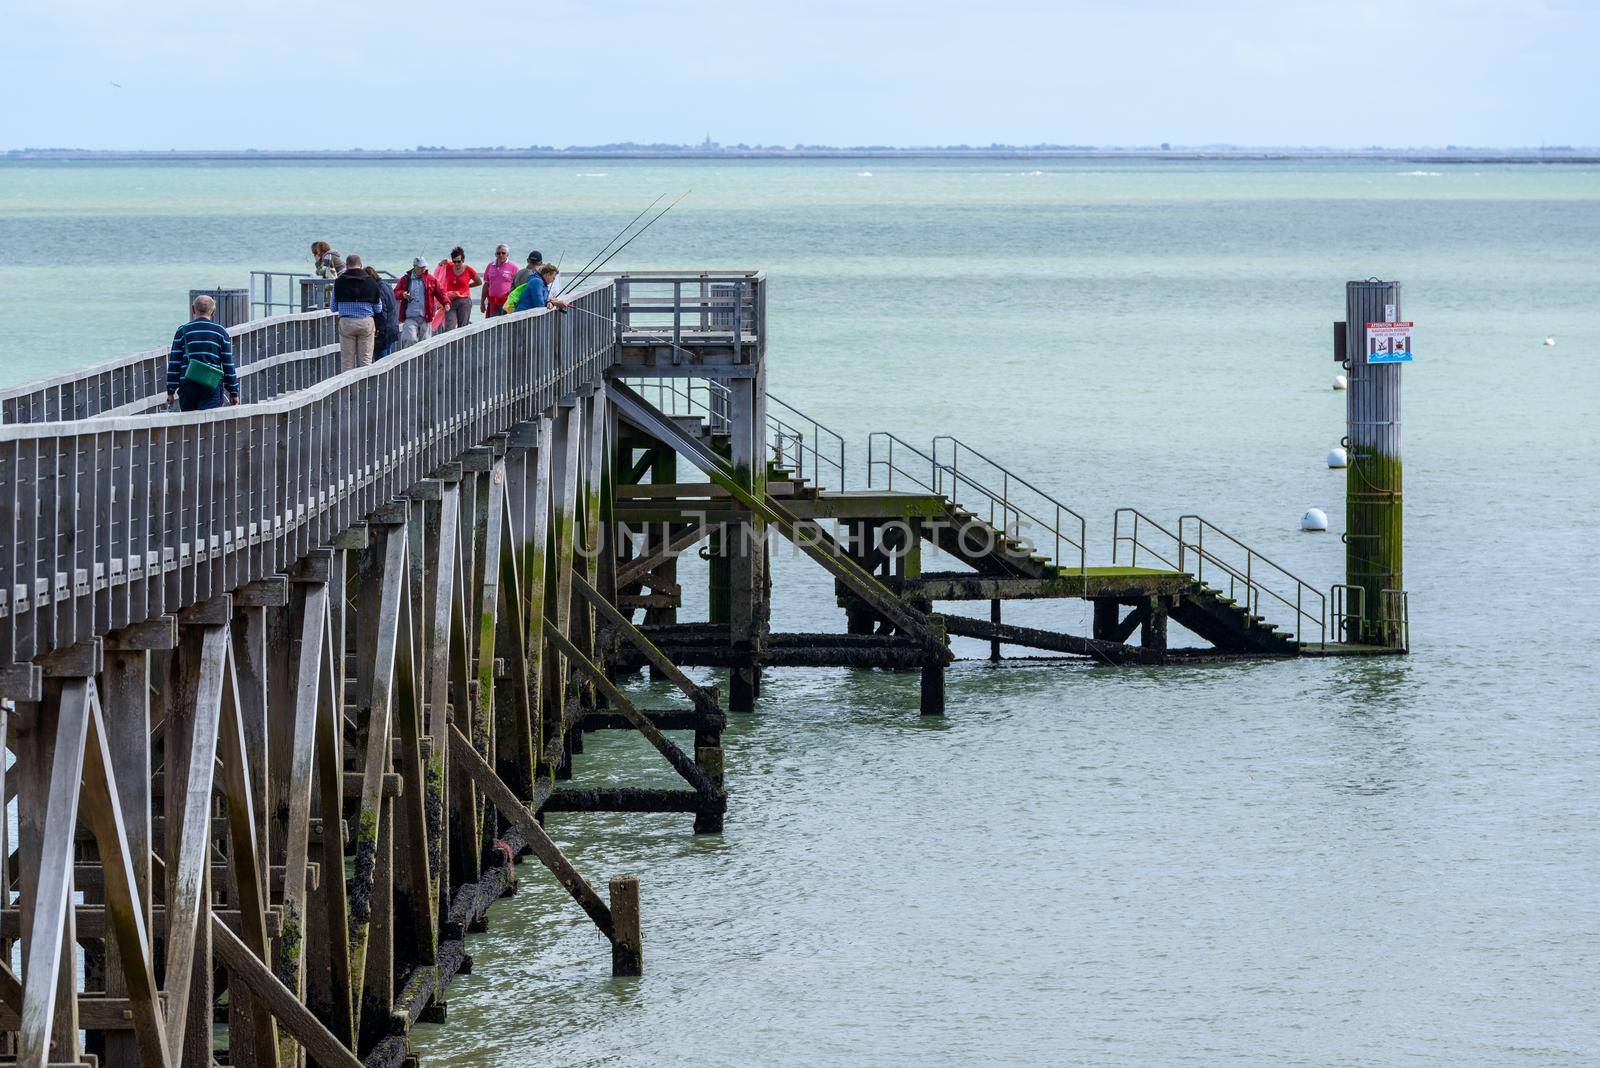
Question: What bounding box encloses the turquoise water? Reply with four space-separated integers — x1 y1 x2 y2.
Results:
2 159 1597 1064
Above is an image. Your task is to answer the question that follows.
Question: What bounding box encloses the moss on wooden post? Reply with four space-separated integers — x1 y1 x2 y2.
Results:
1343 280 1405 645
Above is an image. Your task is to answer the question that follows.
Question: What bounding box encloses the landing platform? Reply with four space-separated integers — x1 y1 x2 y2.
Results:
891 567 1196 600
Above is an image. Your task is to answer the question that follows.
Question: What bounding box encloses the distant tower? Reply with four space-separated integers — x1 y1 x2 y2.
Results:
703 132 714 150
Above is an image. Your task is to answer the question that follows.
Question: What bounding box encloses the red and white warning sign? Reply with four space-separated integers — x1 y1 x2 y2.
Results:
1365 321 1414 364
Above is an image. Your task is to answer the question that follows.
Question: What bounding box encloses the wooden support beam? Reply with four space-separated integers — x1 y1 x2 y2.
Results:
160 622 226 1061
78 685 172 1068
492 487 537 802
217 636 281 1065
615 524 707 588
96 644 153 1068
544 622 718 797
521 419 553 787
309 589 355 1047
277 580 326 1050
936 611 1160 665
447 725 615 941
16 680 90 1068
572 571 719 714
540 787 725 815
579 708 726 733
348 525 407 1017
211 918 363 1068
389 555 438 973
1110 603 1151 644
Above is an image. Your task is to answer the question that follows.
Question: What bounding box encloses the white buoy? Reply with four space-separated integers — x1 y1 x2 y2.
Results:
1544 336 1557 347
1300 508 1328 532
1327 447 1348 469
1332 374 1348 390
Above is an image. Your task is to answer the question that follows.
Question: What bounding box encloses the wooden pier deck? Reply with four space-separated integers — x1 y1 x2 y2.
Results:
0 270 1402 1067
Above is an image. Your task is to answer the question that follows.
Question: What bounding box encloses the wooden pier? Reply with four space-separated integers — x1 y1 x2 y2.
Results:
0 271 1406 1066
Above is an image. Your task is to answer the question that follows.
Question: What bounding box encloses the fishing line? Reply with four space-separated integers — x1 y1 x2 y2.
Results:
561 191 690 296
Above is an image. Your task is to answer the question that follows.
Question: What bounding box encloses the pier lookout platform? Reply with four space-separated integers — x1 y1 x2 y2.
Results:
0 271 1406 1067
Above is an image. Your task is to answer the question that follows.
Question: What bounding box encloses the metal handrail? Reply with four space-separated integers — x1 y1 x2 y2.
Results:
1111 508 1182 571
250 269 314 317
866 432 940 494
1178 516 1326 644
931 436 1087 581
622 379 845 490
1330 584 1366 644
768 393 846 490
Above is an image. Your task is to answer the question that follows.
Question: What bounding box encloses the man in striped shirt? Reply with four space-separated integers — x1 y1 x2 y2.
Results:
166 294 240 411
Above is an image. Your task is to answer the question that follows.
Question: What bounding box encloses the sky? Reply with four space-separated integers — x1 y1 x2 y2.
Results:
3 0 1597 150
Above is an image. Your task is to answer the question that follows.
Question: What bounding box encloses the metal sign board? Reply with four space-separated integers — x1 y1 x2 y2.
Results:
1365 321 1414 364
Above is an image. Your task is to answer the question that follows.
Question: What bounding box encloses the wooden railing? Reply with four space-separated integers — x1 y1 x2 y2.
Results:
1 312 337 425
0 286 616 671
601 271 765 351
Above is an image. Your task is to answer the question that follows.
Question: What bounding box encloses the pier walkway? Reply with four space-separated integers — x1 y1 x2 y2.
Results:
0 271 1401 1067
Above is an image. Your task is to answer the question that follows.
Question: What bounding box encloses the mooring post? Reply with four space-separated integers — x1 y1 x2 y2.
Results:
609 877 643 977
693 745 725 835
920 617 948 716
1342 279 1404 644
920 659 946 716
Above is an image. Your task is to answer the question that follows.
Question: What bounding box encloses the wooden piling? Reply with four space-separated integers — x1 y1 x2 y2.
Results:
608 877 643 977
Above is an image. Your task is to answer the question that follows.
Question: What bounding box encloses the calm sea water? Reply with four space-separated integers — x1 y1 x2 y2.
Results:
2 159 1597 1064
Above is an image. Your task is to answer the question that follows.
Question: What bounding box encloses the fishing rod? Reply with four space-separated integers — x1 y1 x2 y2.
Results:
559 194 665 296
560 190 690 296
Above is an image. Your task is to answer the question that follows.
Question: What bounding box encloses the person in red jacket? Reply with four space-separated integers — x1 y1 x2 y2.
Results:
436 245 481 331
394 258 450 349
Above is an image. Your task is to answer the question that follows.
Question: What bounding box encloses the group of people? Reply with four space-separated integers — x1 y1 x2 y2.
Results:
164 243 571 412
313 242 570 371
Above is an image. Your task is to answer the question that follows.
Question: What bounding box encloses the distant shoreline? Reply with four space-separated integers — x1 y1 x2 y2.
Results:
5 147 1600 164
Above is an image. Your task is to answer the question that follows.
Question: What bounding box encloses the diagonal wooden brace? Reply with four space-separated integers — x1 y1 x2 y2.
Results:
447 725 614 941
211 918 362 1068
616 524 708 588
571 571 719 714
543 621 718 797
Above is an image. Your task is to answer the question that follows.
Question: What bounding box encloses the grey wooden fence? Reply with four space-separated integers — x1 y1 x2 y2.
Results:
0 286 616 671
0 312 337 424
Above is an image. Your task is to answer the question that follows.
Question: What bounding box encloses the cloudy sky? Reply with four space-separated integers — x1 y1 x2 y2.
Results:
3 0 1596 149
